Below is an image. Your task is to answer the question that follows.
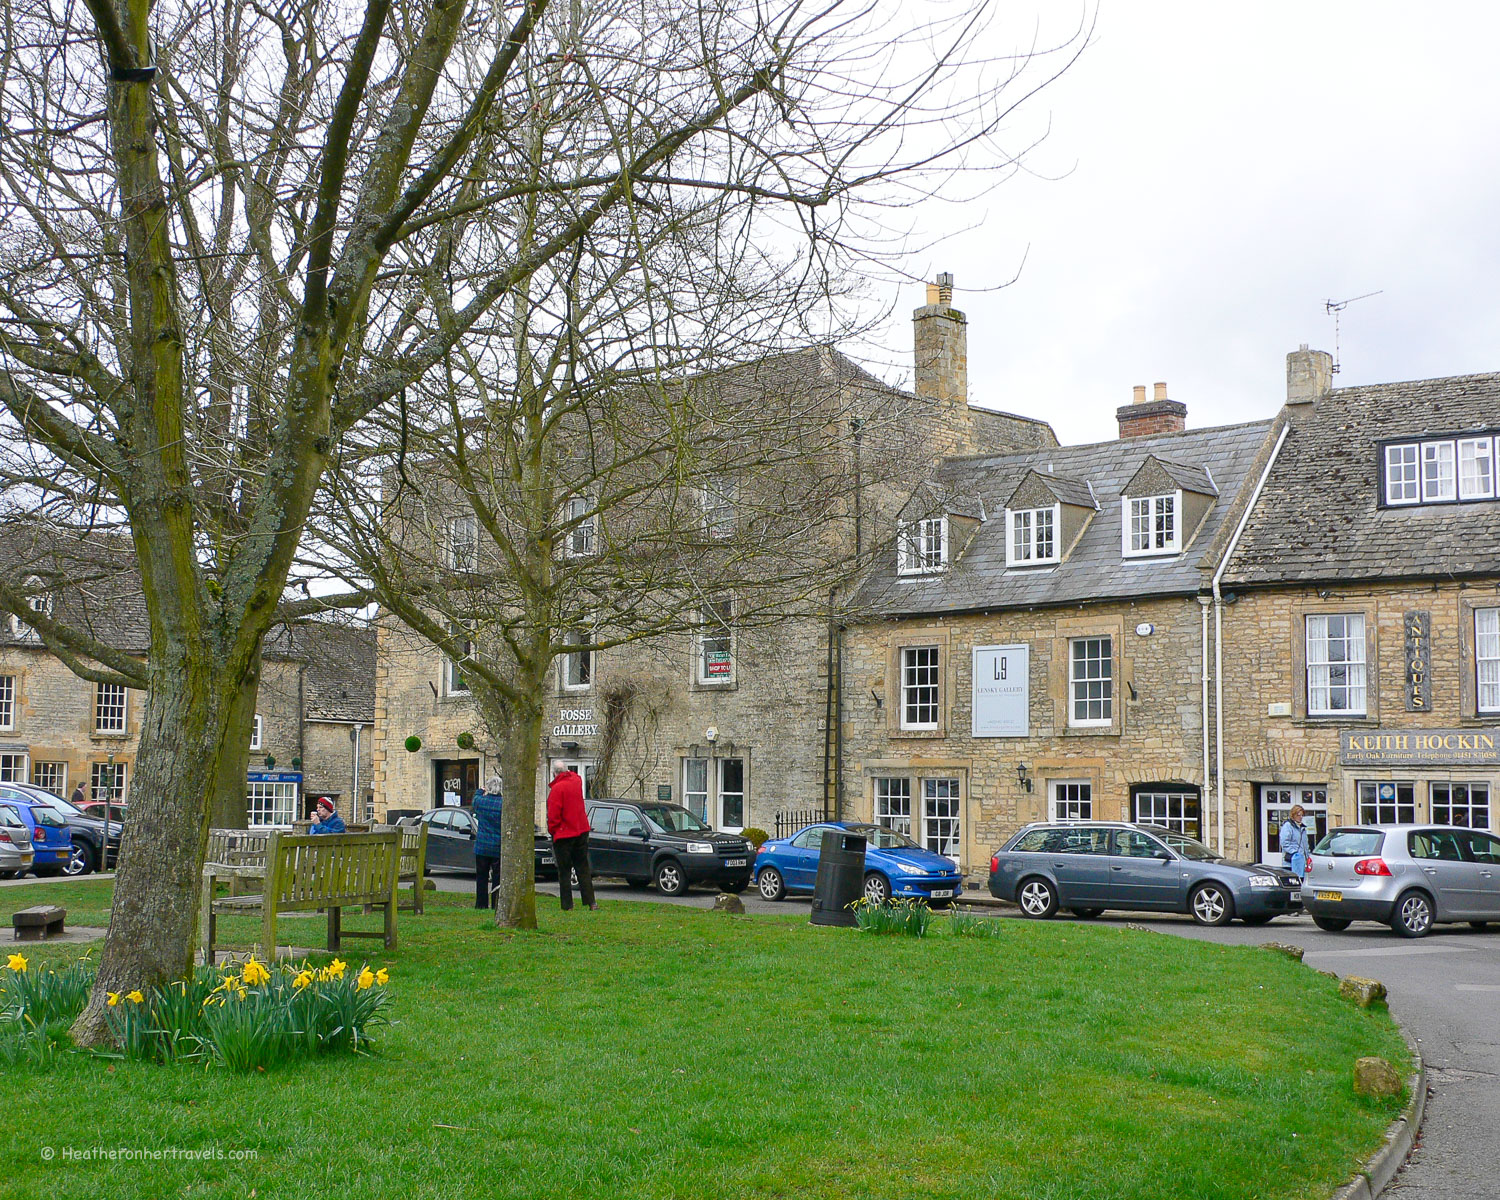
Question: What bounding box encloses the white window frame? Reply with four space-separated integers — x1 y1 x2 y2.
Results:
1458 436 1495 500
561 629 592 692
1383 443 1420 505
1357 780 1415 825
447 515 478 571
1068 636 1113 727
1049 780 1093 821
1477 607 1500 714
95 682 128 734
247 779 298 827
921 777 961 861
0 674 13 731
1306 614 1367 717
564 496 596 557
899 645 940 730
1006 505 1059 566
250 714 263 751
1421 440 1457 502
896 517 948 576
682 757 709 823
9 576 49 640
445 623 471 696
0 752 28 784
31 761 66 797
1132 789 1202 838
91 760 128 803
717 757 745 831
873 777 913 836
1122 493 1180 557
1430 782 1491 830
700 478 737 540
695 598 734 685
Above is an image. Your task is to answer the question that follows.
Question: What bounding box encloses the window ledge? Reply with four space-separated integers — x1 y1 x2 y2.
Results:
1062 725 1121 738
892 728 945 740
1295 714 1376 727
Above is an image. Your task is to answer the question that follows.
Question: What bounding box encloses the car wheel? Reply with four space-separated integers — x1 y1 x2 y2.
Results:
624 877 651 890
654 860 688 896
756 867 786 901
65 841 97 877
1190 883 1234 926
1016 877 1057 919
0 870 17 880
1241 914 1275 926
1070 907 1103 919
1391 890 1434 938
862 872 891 904
1312 916 1352 932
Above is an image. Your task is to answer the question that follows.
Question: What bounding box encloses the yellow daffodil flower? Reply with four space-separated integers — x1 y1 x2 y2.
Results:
241 958 271 987
292 970 313 990
5 953 27 973
107 992 121 1007
125 990 145 1004
326 958 346 979
375 968 389 986
356 967 375 991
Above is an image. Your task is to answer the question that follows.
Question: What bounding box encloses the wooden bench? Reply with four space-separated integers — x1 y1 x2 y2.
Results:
374 823 430 914
12 905 65 942
203 830 401 961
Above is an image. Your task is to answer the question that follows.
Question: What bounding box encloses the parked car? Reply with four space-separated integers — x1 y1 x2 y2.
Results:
397 805 556 880
0 803 36 878
0 784 122 876
753 821 964 905
1303 824 1500 938
584 800 753 895
989 821 1303 926
77 801 129 823
0 790 73 875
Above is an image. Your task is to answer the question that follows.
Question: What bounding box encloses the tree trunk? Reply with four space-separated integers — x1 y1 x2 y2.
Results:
69 648 251 1045
494 701 543 930
208 658 261 828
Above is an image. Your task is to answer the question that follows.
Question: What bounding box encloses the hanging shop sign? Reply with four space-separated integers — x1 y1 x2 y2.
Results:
1341 729 1500 767
1404 610 1431 712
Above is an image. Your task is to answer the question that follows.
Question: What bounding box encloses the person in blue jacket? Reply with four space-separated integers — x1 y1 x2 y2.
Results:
308 796 347 834
1279 805 1312 878
471 786 504 909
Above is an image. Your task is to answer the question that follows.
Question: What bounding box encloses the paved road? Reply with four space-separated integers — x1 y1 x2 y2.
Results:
436 871 1499 1198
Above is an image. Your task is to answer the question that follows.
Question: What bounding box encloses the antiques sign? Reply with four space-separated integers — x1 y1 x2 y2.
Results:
972 644 1029 738
1404 610 1431 712
1341 728 1500 767
551 708 599 737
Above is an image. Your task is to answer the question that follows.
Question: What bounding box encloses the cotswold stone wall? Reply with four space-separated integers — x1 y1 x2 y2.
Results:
840 594 1211 872
1218 580 1500 853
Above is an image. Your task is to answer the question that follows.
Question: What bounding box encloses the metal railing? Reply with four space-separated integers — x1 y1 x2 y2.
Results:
773 808 826 840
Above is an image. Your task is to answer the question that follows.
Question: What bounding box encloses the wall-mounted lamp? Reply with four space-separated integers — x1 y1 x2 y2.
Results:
870 689 883 710
1016 762 1033 793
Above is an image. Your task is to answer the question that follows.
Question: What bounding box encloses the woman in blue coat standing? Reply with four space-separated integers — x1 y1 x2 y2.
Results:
1279 805 1312 879
471 785 504 909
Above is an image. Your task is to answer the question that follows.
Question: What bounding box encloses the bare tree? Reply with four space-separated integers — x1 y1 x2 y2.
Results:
0 0 1088 1037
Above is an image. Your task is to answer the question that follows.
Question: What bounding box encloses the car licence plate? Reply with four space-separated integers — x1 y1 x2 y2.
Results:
1316 890 1342 902
1289 891 1301 902
724 858 747 868
929 888 954 899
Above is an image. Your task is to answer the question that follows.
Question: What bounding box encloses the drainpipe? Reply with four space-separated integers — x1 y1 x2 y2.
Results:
1199 594 1210 835
1211 421 1290 855
351 723 365 821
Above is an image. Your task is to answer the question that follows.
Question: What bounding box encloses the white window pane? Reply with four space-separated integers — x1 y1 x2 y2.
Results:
874 778 912 835
1478 608 1500 713
901 646 940 728
1307 614 1365 715
922 778 960 858
0 675 13 730
1421 441 1456 501
1384 444 1420 504
1458 437 1495 500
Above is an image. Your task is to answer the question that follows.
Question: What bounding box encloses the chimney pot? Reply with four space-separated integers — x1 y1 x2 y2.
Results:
1286 346 1333 405
913 272 970 446
1117 381 1186 439
936 272 953 305
926 283 940 305
1132 385 1147 405
1153 381 1168 402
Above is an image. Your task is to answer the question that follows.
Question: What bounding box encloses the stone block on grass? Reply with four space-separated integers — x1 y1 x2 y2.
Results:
1339 976 1387 1007
1260 941 1304 961
1353 1056 1403 1098
711 893 746 915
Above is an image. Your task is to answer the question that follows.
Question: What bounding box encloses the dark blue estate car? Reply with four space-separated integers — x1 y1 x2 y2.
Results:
753 821 964 906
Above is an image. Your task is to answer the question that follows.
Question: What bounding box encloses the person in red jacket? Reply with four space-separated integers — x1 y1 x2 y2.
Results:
546 765 596 911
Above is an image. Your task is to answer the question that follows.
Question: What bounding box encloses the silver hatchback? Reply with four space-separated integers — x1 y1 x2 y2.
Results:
0 802 35 878
1303 824 1500 937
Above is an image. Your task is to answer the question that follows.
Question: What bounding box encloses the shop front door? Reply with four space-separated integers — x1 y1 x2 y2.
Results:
1258 785 1329 867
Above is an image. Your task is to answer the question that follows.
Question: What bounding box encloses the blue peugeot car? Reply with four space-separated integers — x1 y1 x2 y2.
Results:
754 821 964 906
0 787 72 876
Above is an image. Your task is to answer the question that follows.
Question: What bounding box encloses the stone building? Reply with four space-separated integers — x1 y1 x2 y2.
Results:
839 387 1278 873
372 276 1058 831
1215 354 1500 862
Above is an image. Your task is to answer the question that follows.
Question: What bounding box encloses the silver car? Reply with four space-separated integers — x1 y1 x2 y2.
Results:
0 802 36 878
1304 824 1500 938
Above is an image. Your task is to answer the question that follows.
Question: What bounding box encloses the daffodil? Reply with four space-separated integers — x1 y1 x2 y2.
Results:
375 968 389 986
241 958 270 987
107 992 121 1007
5 953 27 973
292 970 313 990
356 966 375 991
326 958 346 979
125 990 145 1004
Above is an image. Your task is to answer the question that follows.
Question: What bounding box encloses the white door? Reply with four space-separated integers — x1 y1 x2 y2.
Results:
549 759 598 799
1259 785 1329 867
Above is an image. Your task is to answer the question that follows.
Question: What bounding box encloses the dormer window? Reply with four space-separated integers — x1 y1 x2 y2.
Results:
1382 433 1498 506
9 577 50 640
1007 506 1058 566
897 517 948 575
1123 493 1179 557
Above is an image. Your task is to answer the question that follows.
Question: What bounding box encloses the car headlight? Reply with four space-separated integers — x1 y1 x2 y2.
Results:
897 862 927 875
686 842 716 855
1247 874 1278 888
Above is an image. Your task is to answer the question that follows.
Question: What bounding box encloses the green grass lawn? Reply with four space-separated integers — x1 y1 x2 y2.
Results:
0 882 1410 1200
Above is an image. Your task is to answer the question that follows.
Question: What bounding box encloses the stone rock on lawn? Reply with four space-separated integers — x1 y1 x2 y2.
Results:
423 879 438 891
1339 976 1388 1007
1353 1056 1404 1098
711 893 746 915
1260 941 1304 961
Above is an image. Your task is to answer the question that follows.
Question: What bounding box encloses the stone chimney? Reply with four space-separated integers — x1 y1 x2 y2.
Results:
1286 344 1333 405
1117 380 1187 438
914 272 971 444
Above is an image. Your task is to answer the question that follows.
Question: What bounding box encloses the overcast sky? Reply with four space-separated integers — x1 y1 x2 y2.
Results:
857 2 1500 446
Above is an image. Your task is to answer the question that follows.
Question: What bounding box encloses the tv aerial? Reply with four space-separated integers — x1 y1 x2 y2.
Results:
1323 290 1383 374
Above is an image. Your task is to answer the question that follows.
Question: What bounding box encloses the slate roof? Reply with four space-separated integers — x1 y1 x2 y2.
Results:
0 523 151 652
1150 458 1219 496
289 622 377 723
855 419 1276 617
1223 371 1500 586
1019 471 1098 510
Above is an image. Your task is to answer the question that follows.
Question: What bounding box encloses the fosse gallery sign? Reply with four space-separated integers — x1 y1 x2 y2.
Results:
972 644 1029 738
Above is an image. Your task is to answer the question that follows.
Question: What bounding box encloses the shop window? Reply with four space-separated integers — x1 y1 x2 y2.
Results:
873 778 912 836
31 761 66 797
1357 781 1415 825
90 761 127 803
1431 782 1490 829
1131 787 1201 839
247 779 297 826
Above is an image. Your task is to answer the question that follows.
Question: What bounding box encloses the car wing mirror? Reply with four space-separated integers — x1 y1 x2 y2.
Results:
1155 851 1173 861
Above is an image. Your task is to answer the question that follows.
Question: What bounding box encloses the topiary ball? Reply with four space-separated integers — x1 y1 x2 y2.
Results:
456 732 475 750
404 735 422 753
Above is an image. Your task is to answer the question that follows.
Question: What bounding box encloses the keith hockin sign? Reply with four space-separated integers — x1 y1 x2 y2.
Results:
1404 610 1431 712
1341 729 1500 767
972 644 1029 738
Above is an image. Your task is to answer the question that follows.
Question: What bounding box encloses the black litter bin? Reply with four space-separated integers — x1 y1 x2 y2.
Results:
809 828 867 927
